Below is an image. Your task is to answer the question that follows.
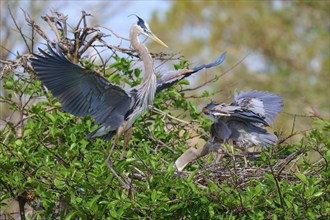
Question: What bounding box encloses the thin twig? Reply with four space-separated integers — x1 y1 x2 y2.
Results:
150 106 190 125
8 6 31 54
267 152 285 211
96 25 129 41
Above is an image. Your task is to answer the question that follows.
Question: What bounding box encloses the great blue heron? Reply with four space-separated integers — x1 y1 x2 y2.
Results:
175 90 282 170
31 15 167 185
31 15 226 185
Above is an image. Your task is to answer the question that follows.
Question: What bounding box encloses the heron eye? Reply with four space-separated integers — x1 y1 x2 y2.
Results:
143 27 153 35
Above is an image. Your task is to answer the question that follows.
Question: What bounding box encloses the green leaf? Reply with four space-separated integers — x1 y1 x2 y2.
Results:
47 113 56 123
75 197 83 203
178 79 190 85
151 190 157 203
15 139 23 146
54 179 65 189
70 133 76 142
23 129 32 137
294 173 309 185
209 205 215 217
65 210 78 220
4 80 14 89
312 191 323 197
187 170 198 182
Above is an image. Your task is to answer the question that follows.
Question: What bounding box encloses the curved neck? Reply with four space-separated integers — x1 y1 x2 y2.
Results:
130 24 154 83
129 23 156 104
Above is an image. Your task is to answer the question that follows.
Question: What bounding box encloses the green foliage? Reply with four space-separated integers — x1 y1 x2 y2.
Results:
108 56 142 87
1 56 329 219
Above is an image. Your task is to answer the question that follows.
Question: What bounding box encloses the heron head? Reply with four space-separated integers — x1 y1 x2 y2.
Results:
203 102 230 121
130 14 168 48
202 102 218 121
202 102 218 115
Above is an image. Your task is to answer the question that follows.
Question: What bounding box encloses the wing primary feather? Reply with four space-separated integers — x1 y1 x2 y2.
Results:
31 43 132 139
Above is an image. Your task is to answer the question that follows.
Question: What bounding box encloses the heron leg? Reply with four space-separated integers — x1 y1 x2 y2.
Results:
120 127 133 159
215 147 225 164
243 144 255 167
106 126 129 187
243 152 248 167
213 142 224 165
228 139 235 164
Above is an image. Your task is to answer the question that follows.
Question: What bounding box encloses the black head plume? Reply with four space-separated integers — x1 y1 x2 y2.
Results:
128 14 148 31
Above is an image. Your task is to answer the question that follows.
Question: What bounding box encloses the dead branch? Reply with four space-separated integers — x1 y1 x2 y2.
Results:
96 25 129 41
8 6 31 54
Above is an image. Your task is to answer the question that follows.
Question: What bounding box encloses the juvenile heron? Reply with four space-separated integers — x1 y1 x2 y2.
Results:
204 90 283 166
175 90 282 170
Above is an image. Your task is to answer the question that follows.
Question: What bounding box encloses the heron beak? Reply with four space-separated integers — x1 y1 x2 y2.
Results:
147 32 168 48
212 112 230 116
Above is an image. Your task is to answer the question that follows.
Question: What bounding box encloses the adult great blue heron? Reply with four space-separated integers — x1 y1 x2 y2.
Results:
175 90 282 170
32 15 167 142
31 15 167 185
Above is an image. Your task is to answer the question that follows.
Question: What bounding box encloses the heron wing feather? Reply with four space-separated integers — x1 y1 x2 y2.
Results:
31 44 131 127
227 120 278 147
156 52 226 93
233 90 282 124
208 104 268 125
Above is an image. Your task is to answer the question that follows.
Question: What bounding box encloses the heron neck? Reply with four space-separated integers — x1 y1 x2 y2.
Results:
130 24 156 104
130 24 155 84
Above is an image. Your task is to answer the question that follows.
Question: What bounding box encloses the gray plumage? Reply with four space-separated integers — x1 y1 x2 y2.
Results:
31 16 226 141
233 90 283 125
156 52 226 93
31 16 167 140
203 90 283 148
32 44 131 140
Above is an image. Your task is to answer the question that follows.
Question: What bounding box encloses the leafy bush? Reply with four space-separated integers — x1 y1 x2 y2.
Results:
0 11 329 219
1 53 329 219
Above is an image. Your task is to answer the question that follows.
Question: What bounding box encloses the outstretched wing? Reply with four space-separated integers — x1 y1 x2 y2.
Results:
203 103 268 125
31 44 132 127
156 52 226 93
233 90 283 124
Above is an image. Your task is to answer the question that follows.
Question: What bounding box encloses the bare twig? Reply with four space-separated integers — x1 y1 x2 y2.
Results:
25 13 52 45
79 32 104 55
180 74 218 92
267 153 285 211
41 15 62 43
291 114 297 135
8 6 31 54
150 106 190 125
96 25 129 41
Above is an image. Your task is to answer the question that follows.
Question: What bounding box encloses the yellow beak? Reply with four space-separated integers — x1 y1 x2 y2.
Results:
148 33 168 48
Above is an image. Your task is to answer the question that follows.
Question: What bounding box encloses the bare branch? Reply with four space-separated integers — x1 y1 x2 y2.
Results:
8 6 31 54
96 25 129 41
